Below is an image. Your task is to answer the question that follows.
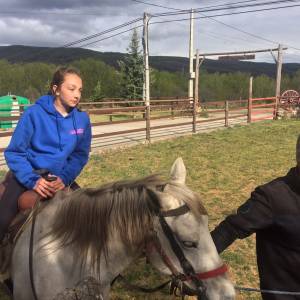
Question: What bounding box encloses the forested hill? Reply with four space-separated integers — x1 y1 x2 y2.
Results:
1 45 299 77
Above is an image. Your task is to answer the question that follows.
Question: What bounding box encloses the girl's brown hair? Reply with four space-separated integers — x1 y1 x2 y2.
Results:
50 66 81 95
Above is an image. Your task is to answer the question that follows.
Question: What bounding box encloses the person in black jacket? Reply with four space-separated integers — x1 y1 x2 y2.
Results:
211 135 300 300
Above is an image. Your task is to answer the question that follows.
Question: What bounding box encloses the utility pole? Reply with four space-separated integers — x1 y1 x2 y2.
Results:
275 44 283 118
194 49 200 104
188 9 194 99
143 12 151 142
193 49 200 133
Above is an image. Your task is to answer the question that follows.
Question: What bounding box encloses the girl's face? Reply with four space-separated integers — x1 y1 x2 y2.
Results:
54 73 83 108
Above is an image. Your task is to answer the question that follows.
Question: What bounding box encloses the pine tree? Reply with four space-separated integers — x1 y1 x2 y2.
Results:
91 80 104 101
119 29 144 101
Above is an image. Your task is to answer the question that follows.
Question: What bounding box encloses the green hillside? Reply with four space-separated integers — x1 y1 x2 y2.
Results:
1 45 300 77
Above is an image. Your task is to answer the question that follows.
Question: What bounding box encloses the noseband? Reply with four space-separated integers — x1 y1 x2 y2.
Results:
147 204 228 299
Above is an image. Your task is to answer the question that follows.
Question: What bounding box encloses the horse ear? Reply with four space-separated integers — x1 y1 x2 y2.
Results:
169 157 186 184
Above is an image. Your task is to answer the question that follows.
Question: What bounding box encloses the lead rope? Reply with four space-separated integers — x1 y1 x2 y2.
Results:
235 286 300 295
29 173 57 300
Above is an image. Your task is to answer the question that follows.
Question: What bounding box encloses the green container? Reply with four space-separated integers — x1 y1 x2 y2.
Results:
0 95 30 129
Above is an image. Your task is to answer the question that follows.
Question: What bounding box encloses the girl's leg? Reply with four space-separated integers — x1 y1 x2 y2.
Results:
0 175 27 241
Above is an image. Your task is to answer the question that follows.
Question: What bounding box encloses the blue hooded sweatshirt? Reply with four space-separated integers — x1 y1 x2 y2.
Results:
4 95 92 189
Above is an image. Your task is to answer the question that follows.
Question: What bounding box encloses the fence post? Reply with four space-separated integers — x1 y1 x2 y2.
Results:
225 100 229 127
109 100 113 122
273 96 280 120
192 99 197 133
171 101 175 119
145 102 151 142
248 76 253 123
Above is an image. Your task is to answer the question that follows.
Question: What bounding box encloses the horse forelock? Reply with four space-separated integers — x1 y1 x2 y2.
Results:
166 182 207 217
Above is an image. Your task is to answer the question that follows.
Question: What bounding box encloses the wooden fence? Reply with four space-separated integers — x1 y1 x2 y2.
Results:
0 96 281 152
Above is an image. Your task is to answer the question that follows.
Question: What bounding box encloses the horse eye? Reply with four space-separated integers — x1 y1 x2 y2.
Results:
182 241 198 248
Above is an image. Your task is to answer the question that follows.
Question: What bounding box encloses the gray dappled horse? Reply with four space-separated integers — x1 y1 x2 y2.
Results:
11 158 235 300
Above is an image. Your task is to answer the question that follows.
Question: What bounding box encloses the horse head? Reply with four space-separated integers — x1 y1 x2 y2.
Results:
146 157 236 300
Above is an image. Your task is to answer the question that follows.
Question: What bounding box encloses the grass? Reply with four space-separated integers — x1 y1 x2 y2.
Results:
2 119 300 299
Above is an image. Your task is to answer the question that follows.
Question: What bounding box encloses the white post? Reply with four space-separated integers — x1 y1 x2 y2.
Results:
11 96 20 128
143 12 151 141
275 44 283 118
188 9 194 99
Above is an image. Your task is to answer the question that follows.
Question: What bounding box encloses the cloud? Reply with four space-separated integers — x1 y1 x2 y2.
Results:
0 0 299 62
0 0 126 10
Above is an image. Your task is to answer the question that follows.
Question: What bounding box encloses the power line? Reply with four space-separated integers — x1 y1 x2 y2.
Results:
0 0 273 16
151 0 300 17
66 0 289 48
1 0 274 16
138 2 267 50
79 25 144 48
63 18 143 48
3 0 300 63
2 0 298 50
132 0 300 50
131 0 294 13
154 13 263 48
149 4 300 27
148 3 300 51
190 0 275 10
198 11 300 51
79 2 300 50
1 0 299 70
131 0 179 11
65 0 297 48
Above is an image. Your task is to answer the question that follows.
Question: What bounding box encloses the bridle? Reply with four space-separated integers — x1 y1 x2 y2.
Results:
146 203 228 299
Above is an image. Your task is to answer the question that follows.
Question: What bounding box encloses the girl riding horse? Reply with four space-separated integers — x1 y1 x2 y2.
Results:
0 66 92 245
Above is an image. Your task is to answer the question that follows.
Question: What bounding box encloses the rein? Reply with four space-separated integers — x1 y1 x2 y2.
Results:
29 200 40 300
235 286 300 295
29 171 57 300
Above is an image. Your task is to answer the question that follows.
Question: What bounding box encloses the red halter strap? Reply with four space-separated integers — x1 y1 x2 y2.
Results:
183 264 228 281
147 238 228 282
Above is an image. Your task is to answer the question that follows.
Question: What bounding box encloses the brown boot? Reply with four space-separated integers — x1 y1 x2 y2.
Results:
0 237 12 275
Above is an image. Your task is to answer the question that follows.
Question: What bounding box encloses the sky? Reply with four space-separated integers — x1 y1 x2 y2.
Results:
0 0 300 63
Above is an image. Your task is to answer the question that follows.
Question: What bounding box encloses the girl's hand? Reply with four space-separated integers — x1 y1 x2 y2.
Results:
51 176 66 192
33 177 56 198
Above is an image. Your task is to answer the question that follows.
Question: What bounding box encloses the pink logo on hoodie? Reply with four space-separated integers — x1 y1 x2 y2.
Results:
70 128 84 135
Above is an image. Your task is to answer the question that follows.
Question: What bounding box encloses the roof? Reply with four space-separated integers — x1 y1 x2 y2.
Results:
0 95 30 105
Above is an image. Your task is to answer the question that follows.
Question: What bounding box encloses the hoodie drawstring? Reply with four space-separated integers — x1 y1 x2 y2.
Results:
55 114 63 151
72 114 79 147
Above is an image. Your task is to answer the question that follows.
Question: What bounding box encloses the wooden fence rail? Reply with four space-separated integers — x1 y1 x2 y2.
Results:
0 96 284 153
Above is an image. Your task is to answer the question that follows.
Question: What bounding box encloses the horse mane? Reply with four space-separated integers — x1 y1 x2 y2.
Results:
45 174 207 273
46 175 165 272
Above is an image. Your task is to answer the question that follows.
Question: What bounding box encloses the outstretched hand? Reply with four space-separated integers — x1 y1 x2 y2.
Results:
33 176 65 198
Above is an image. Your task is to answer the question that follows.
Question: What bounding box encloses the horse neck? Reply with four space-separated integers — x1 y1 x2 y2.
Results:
39 194 145 284
97 231 144 283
